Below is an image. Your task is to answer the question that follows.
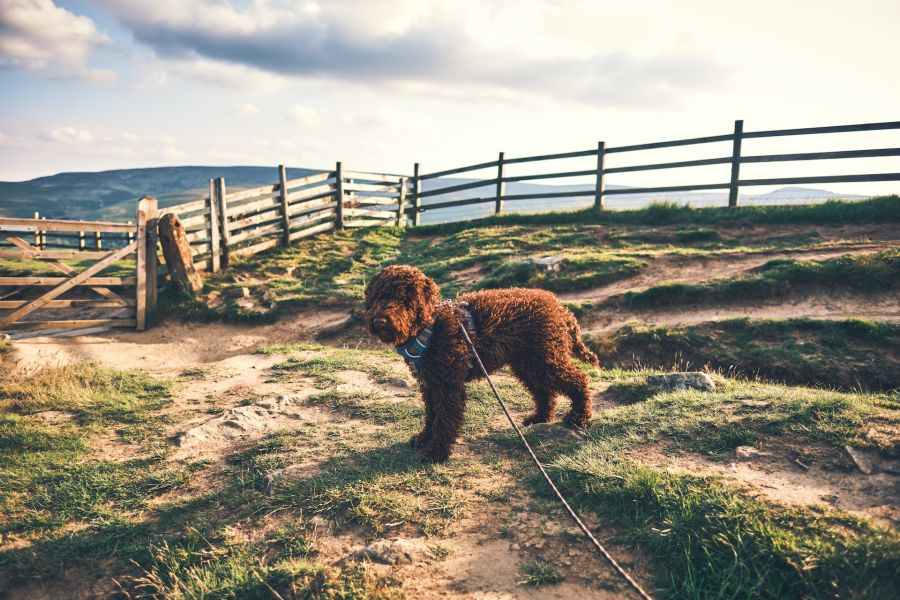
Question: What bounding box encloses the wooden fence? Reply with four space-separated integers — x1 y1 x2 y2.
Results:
409 119 900 221
0 197 158 332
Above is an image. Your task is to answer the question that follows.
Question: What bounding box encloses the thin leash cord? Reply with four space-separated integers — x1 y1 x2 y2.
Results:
455 317 654 600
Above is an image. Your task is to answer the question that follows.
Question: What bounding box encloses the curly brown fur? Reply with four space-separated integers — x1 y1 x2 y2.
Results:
365 265 599 463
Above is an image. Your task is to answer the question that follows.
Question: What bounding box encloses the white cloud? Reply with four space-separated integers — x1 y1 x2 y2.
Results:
170 58 287 94
131 67 168 91
42 127 95 143
237 102 259 118
0 0 116 83
286 104 321 128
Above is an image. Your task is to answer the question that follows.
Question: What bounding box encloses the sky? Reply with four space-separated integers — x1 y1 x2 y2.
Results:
1 0 898 195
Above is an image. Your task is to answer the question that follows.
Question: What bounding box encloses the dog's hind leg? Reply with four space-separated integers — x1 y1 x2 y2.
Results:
511 360 558 426
555 363 592 429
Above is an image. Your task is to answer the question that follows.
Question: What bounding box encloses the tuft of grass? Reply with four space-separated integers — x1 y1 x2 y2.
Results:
477 253 645 292
553 444 900 599
624 249 899 308
519 560 565 586
592 318 900 391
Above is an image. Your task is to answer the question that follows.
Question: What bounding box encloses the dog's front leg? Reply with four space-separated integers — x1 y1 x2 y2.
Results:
409 382 435 449
418 380 465 463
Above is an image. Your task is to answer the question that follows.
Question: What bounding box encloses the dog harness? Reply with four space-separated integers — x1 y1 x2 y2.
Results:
395 301 477 373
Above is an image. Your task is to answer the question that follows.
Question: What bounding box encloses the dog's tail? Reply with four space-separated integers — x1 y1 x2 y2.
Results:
566 313 600 368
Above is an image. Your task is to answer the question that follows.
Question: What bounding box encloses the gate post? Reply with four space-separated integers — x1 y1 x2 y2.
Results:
728 119 744 208
136 195 158 331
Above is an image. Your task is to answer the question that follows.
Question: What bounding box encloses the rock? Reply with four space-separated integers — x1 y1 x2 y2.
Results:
352 539 433 565
845 445 877 475
526 256 567 272
647 372 716 392
735 446 764 460
224 286 251 299
384 377 412 389
527 422 585 441
262 290 278 303
510 543 520 551
235 298 257 311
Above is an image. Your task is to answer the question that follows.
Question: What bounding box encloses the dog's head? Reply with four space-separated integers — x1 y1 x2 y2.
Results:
364 265 440 345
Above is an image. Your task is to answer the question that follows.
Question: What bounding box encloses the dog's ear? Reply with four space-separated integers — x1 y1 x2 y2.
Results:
415 273 440 324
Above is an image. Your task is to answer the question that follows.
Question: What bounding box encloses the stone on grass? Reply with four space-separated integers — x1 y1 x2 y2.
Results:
352 539 433 565
526 256 567 272
735 446 765 460
647 372 715 392
845 445 877 475
224 286 251 299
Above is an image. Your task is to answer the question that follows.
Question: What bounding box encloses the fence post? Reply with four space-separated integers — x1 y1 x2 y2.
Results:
207 178 221 273
495 152 505 215
33 211 39 247
278 164 291 245
728 119 744 208
146 201 159 319
396 177 408 227
95 231 102 250
135 196 157 331
334 162 344 229
216 177 230 269
40 216 46 249
79 229 85 250
594 141 606 211
412 163 422 226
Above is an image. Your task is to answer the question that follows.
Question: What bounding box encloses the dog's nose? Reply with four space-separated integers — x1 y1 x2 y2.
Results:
373 317 388 327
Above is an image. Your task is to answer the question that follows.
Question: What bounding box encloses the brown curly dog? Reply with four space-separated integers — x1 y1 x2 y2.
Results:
364 264 599 463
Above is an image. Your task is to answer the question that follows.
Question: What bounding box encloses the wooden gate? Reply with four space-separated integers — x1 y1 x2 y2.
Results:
0 197 158 333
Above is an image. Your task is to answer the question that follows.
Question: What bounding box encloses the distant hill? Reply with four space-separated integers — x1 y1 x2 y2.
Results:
0 166 322 220
0 166 869 222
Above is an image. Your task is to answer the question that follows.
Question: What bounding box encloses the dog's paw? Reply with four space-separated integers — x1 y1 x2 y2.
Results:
409 432 429 449
563 413 590 431
418 445 451 463
522 414 553 427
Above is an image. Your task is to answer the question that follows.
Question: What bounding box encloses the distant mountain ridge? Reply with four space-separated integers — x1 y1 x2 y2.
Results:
0 166 869 222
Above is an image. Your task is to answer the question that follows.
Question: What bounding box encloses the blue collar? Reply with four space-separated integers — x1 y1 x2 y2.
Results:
395 323 434 371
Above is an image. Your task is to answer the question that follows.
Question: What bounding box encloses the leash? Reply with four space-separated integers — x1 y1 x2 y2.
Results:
455 316 654 600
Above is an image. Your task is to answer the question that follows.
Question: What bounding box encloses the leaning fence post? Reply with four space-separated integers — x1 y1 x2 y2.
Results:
495 152 506 215
207 178 221 273
278 164 291 245
216 177 230 269
334 162 344 230
396 177 408 227
136 196 158 331
594 141 606 211
412 163 422 226
728 119 744 208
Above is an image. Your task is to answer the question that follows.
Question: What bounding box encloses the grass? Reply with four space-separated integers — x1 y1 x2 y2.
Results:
592 318 900 391
623 249 900 308
519 560 565 586
552 444 899 599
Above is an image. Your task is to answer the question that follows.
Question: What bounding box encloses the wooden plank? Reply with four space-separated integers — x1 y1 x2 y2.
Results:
503 148 596 165
207 179 220 273
343 195 398 207
288 197 336 218
594 141 605 211
229 221 284 245
185 228 210 243
286 184 336 203
416 196 493 212
738 173 900 186
227 194 281 218
605 133 734 154
217 178 230 269
419 158 500 180
0 299 135 308
343 181 401 194
229 205 282 232
0 240 138 327
743 120 900 139
603 183 730 195
0 249 128 260
335 161 344 229
741 147 900 163
1 319 137 331
344 208 396 219
503 190 596 201
412 163 421 226
342 171 404 183
418 178 498 199
278 165 290 246
604 156 731 174
0 233 125 302
284 171 333 189
345 219 392 228
288 209 335 232
0 218 134 233
728 120 744 208
230 235 280 259
495 152 505 215
225 183 279 204
396 177 408 227
178 213 209 229
0 276 140 286
504 169 597 183
288 220 335 241
165 197 208 215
